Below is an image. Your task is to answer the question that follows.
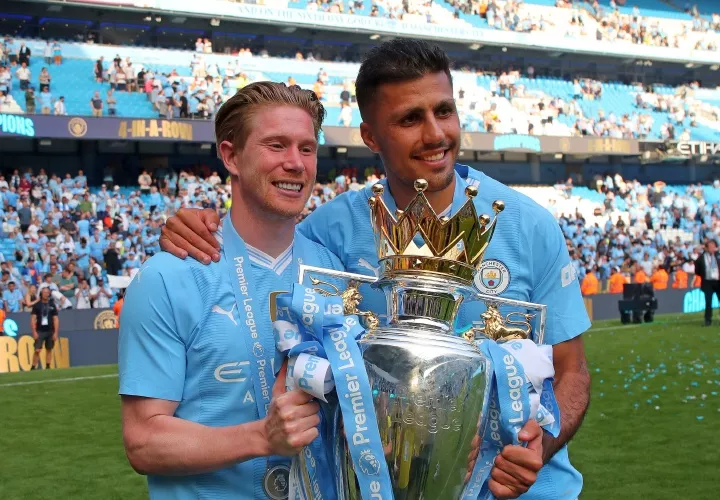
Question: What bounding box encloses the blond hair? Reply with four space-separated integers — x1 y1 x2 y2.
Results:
214 81 326 154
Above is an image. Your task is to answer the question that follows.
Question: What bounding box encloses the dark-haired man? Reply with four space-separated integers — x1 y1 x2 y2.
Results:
30 287 59 370
694 238 720 326
161 39 590 500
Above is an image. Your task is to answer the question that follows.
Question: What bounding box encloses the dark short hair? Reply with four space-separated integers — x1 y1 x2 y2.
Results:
355 39 452 120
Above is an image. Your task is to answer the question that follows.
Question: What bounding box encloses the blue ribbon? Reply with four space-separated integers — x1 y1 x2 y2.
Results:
275 285 394 500
276 283 561 500
222 217 291 496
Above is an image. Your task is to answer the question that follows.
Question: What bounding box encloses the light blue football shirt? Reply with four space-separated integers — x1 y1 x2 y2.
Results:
118 219 343 500
298 164 591 500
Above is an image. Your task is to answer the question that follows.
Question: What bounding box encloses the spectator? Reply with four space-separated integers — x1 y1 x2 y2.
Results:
54 96 67 116
52 41 62 65
107 89 117 116
24 283 39 312
90 90 103 117
2 281 23 312
16 62 30 90
38 88 52 115
30 287 59 370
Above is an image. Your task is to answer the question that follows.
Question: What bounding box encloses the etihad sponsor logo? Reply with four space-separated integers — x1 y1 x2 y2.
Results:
214 361 250 383
677 141 720 156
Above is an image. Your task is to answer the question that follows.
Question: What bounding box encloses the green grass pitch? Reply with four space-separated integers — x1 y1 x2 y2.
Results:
0 313 718 499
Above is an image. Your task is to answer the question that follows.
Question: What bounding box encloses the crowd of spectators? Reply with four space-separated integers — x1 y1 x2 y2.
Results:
1 163 719 314
0 167 231 313
2 26 720 140
550 173 720 295
455 72 717 139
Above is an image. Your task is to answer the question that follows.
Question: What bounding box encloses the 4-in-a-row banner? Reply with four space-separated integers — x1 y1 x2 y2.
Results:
0 113 205 142
0 114 640 155
0 308 118 374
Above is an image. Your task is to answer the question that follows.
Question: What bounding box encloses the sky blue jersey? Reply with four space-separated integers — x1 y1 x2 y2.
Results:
298 164 591 500
118 219 343 500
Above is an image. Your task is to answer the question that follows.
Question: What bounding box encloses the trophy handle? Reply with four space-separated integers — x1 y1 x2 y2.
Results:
298 265 378 286
465 293 548 345
297 265 381 331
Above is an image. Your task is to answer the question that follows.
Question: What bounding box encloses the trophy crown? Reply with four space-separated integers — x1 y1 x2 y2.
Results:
369 179 503 284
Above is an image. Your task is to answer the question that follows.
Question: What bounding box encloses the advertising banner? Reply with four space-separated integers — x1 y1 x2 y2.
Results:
583 288 714 322
0 308 118 374
1 114 642 155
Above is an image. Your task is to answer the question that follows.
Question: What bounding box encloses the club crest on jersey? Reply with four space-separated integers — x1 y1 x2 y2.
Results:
474 260 510 295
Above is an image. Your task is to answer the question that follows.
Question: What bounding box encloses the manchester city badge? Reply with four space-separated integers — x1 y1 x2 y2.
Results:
474 259 510 295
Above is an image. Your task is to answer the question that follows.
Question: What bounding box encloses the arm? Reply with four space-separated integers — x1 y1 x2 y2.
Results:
121 395 268 476
119 261 320 476
159 208 220 263
122 361 319 476
542 335 590 463
30 314 38 339
52 315 59 340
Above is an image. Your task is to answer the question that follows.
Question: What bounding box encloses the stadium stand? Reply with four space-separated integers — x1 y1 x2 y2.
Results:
1 0 720 314
1 37 719 141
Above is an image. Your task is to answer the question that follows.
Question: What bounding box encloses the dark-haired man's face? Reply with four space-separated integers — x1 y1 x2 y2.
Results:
360 72 459 194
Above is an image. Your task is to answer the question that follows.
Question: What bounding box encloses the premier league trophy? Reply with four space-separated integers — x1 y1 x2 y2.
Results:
275 179 549 500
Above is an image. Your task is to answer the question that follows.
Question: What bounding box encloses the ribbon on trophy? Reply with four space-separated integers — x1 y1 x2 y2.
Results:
461 337 561 500
273 283 562 500
273 284 394 500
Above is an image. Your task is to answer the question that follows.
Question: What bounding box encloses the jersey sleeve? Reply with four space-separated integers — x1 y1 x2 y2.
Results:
118 261 187 402
529 209 591 345
297 192 359 265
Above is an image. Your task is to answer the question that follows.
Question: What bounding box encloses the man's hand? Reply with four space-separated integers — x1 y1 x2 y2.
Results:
489 420 544 499
160 208 221 264
264 361 321 456
31 331 38 340
464 434 481 485
52 333 58 342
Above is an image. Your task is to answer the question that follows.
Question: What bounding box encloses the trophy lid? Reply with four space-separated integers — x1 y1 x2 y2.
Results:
368 179 504 285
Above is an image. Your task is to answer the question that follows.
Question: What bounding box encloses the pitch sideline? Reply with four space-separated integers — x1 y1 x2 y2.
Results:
0 373 118 387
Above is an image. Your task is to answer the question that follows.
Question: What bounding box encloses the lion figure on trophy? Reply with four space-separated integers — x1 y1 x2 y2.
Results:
465 304 535 342
310 277 380 331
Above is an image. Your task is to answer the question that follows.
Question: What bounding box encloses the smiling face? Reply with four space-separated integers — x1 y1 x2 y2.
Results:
219 104 318 220
359 72 460 195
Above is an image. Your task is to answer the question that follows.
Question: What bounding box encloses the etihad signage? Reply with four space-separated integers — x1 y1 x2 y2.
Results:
676 141 720 156
0 115 641 154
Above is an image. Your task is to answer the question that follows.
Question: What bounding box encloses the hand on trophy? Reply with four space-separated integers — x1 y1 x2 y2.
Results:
464 434 481 485
264 360 321 456
489 420 544 499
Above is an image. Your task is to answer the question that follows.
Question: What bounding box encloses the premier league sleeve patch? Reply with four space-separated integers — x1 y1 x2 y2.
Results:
474 259 511 295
